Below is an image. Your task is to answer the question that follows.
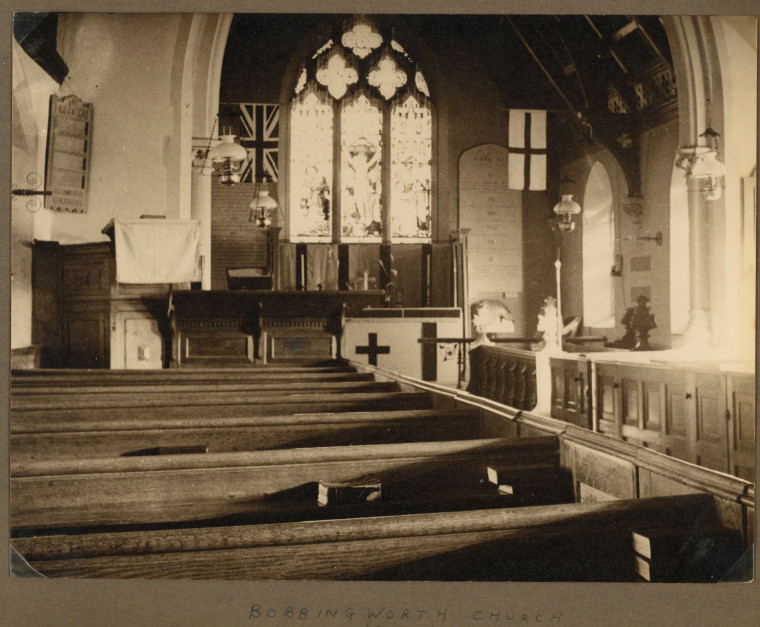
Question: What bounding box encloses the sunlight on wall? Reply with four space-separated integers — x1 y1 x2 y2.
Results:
582 162 615 328
669 164 689 336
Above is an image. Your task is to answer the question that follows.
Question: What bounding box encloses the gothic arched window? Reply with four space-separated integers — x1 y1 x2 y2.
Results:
582 162 616 328
289 19 432 243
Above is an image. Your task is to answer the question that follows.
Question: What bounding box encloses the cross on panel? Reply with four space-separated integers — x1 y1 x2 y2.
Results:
355 332 390 366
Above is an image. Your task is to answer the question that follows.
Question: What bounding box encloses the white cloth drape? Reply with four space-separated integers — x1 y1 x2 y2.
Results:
114 220 201 283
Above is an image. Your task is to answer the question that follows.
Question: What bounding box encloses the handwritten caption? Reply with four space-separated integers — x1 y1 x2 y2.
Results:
249 605 563 625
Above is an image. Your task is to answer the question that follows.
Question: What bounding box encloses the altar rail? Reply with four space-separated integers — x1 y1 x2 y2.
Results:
466 345 537 410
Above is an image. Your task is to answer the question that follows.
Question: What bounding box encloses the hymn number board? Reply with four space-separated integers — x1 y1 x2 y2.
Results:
459 144 523 298
45 95 93 214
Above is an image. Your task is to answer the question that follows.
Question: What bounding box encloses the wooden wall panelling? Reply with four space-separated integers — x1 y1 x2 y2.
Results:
31 241 61 366
551 357 574 424
549 356 592 429
264 323 335 364
726 372 755 481
595 365 621 438
59 243 113 301
572 444 637 502
576 357 591 429
177 321 255 366
430 243 452 306
692 371 730 474
660 369 696 464
620 371 641 445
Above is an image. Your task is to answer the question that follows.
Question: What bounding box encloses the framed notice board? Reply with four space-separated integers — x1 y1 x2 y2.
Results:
44 94 93 213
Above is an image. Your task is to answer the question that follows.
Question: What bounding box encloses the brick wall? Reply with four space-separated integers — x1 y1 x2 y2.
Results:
211 179 272 290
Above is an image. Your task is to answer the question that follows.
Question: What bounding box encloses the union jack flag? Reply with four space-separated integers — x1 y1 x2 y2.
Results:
220 103 279 183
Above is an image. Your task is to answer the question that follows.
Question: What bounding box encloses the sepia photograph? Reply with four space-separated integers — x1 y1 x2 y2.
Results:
3 1 758 624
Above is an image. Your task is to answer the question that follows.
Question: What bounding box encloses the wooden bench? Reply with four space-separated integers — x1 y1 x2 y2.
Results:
10 436 561 531
10 365 366 386
12 390 435 423
11 408 484 460
10 363 750 582
10 380 402 410
11 494 723 581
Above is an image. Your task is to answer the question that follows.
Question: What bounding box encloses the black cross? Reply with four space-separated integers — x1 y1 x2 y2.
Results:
355 333 390 366
510 111 546 190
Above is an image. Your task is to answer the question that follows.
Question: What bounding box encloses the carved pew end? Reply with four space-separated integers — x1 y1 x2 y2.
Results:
486 462 573 503
632 525 743 582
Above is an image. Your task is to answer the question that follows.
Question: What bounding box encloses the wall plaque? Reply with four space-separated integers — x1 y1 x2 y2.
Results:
45 94 93 213
459 144 523 297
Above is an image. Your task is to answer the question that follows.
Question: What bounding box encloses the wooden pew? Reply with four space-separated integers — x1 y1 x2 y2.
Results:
11 408 484 460
11 365 362 386
11 362 749 582
631 525 743 582
10 372 377 390
12 390 434 423
10 436 561 531
11 494 723 581
10 380 402 410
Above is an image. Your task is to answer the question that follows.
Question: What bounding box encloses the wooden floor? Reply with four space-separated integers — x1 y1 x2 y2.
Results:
9 363 749 581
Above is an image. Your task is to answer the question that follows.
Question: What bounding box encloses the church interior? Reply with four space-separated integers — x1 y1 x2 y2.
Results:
7 12 757 584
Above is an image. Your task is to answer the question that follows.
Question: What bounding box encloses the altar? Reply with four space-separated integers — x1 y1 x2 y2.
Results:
168 289 385 367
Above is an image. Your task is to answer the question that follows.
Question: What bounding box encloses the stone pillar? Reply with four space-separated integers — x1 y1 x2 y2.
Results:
191 155 214 290
683 172 712 347
677 146 722 349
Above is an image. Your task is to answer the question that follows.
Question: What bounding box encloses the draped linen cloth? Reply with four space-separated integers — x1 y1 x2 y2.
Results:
348 243 380 287
306 244 339 290
114 220 201 283
278 243 297 290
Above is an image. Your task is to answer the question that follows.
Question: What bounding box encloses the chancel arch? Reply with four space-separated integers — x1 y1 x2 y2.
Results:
662 16 756 355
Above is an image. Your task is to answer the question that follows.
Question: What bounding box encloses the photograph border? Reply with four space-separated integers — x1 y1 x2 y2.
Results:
3 1 758 624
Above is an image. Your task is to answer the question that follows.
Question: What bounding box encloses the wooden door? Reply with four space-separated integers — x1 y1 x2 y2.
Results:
63 311 109 368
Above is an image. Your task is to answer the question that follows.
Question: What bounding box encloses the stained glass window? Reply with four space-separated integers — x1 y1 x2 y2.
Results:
290 88 333 240
289 18 432 244
341 95 383 241
390 95 432 242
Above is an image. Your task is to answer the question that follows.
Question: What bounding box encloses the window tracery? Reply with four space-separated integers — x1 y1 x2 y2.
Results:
368 53 407 100
341 23 383 59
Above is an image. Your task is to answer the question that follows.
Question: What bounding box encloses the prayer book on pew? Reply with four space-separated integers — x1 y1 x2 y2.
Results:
318 477 382 506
